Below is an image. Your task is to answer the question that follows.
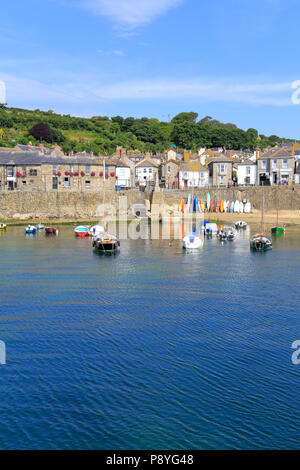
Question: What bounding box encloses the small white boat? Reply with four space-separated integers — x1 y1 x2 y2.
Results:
36 223 45 230
182 234 203 250
25 225 37 234
235 221 247 230
74 225 91 237
90 225 105 236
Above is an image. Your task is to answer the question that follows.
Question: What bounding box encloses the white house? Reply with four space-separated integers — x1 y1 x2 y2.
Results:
135 158 159 186
116 159 131 189
236 159 257 186
179 162 209 188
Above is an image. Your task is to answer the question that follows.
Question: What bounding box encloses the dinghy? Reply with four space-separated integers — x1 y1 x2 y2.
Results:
25 225 37 234
182 234 203 250
0 223 7 230
235 221 247 229
74 225 91 237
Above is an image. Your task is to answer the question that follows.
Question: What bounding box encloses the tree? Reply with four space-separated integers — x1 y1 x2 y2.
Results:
171 112 198 124
29 122 56 143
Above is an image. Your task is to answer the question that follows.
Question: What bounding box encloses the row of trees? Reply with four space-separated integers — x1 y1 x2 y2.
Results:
0 107 296 155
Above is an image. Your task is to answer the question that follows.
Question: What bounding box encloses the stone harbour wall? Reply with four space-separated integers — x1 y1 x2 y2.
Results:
0 186 300 220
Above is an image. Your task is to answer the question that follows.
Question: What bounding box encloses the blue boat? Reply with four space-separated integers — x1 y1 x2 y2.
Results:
25 225 37 234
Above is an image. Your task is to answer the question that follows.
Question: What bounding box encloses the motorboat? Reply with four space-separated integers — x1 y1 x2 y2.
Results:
92 233 120 253
45 227 58 235
74 225 91 237
235 221 247 230
36 223 45 230
250 234 272 251
182 234 203 250
218 226 236 241
0 223 7 230
25 225 37 234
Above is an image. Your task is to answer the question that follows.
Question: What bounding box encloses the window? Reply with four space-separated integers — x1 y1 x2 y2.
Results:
246 166 251 175
282 160 288 169
70 165 74 173
22 181 26 187
86 165 91 176
219 164 226 174
272 160 277 169
22 167 26 176
7 166 14 177
85 180 91 188
262 160 267 169
167 165 171 174
143 168 147 173
29 169 37 176
53 165 58 175
220 175 225 184
63 177 70 188
149 168 152 173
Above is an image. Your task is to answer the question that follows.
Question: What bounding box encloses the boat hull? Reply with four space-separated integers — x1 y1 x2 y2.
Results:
271 226 285 234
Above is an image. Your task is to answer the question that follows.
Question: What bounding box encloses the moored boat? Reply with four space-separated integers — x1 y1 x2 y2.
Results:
218 226 236 241
0 223 7 230
92 233 120 253
250 234 272 251
74 225 91 237
45 227 58 235
25 225 37 234
36 223 45 230
182 234 203 250
271 226 285 234
235 220 247 230
90 225 105 237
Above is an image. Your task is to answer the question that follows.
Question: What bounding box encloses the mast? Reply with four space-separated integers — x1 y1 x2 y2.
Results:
261 185 264 234
103 158 106 231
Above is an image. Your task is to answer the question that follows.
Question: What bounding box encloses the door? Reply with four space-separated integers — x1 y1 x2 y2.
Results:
52 177 58 190
8 181 14 191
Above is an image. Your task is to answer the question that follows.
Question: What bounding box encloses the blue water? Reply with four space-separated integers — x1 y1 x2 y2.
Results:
0 225 299 449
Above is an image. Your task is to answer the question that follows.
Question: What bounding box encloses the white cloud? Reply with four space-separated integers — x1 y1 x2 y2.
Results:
0 71 295 112
94 78 293 106
82 0 182 28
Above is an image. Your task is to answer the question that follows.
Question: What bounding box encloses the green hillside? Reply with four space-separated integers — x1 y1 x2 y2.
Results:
0 107 296 155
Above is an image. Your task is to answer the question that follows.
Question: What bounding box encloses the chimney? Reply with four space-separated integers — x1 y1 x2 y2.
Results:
184 150 190 162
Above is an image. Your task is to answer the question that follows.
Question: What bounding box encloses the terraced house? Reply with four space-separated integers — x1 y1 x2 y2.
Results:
0 152 116 191
257 147 295 185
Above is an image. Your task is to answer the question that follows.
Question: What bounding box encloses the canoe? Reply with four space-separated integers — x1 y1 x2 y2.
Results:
244 202 251 213
187 193 191 212
227 201 231 213
230 202 234 213
206 192 210 212
210 199 214 212
239 201 244 213
220 200 224 213
234 200 240 213
213 196 217 212
224 200 227 212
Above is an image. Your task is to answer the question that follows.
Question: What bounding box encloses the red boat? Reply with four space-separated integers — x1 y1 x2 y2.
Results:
45 227 58 235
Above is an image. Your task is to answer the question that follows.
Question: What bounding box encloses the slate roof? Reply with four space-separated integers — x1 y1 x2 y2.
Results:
0 152 111 167
259 147 294 159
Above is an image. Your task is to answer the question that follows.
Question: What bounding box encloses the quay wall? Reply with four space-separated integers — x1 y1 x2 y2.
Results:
0 186 300 219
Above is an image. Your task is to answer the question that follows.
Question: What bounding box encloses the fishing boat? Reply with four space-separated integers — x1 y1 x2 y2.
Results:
36 223 45 230
25 225 37 234
250 186 272 251
92 233 120 252
74 225 91 237
0 223 7 230
235 221 247 229
182 234 203 250
45 227 58 235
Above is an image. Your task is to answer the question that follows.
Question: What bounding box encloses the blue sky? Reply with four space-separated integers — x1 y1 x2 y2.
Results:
1 0 300 137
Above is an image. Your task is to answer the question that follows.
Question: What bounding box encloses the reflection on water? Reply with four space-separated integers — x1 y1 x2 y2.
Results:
0 226 299 449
